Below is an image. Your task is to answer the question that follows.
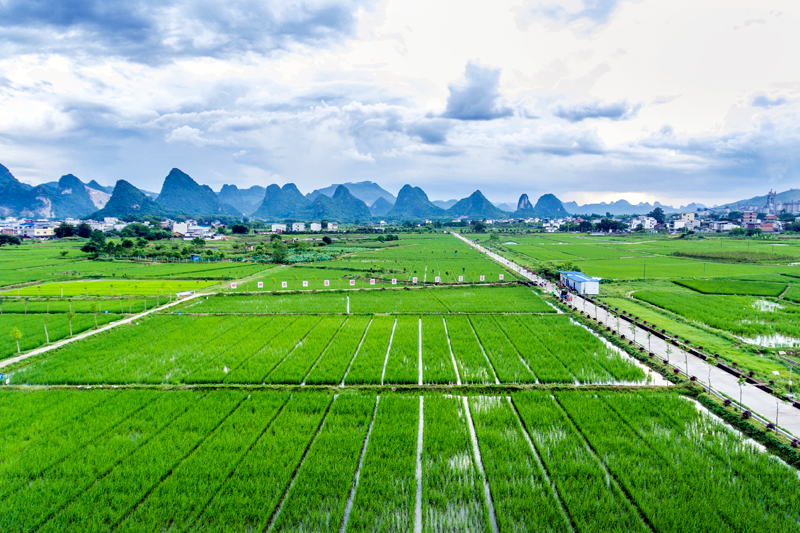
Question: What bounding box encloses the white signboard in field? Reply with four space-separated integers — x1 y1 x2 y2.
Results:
435 276 440 283
230 283 237 289
324 280 329 287
350 279 356 286
392 279 397 285
480 275 485 281
499 274 504 281
412 277 418 283
257 282 263 289
458 276 464 282
370 279 375 285
281 281 288 288
302 280 308 287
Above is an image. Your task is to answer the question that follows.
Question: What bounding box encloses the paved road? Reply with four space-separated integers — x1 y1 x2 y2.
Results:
453 232 800 438
0 292 209 371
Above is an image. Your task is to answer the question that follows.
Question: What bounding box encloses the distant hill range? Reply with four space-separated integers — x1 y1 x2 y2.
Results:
562 200 706 216
0 164 112 218
716 189 800 210
307 181 395 206
8 160 793 222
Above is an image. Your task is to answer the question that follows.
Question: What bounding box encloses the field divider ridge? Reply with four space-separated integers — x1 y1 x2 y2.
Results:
259 317 323 382
338 395 380 533
467 317 501 385
442 318 462 385
33 398 197 532
418 318 423 386
300 318 349 386
508 396 577 533
549 394 657 532
380 319 398 386
224 316 301 378
109 394 250 531
413 395 424 533
340 318 373 386
0 392 158 502
462 396 499 533
186 394 293 530
263 394 337 533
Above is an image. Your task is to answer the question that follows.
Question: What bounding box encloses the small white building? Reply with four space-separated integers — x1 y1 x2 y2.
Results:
271 224 287 233
309 222 322 232
712 221 740 232
558 271 600 296
172 222 189 236
669 219 686 231
630 216 657 231
291 222 306 232
327 222 339 231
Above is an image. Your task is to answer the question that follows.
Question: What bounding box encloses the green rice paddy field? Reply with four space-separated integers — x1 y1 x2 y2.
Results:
2 232 800 531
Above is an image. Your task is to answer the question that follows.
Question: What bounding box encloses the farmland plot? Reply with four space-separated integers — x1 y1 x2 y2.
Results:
383 316 420 384
422 317 458 384
675 279 787 296
444 316 496 384
266 316 346 383
469 395 571 532
345 395 419 532
421 395 489 533
305 317 372 384
470 315 536 383
272 394 376 533
344 316 395 385
0 312 123 360
634 291 800 341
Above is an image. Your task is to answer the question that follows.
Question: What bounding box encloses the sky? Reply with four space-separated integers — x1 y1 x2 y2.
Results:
0 0 798 207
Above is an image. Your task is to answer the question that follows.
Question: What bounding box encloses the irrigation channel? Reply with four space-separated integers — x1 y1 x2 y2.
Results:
453 232 800 439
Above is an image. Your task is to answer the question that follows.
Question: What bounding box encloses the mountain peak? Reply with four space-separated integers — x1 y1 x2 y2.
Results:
388 184 445 220
448 190 506 219
156 168 236 216
517 194 533 211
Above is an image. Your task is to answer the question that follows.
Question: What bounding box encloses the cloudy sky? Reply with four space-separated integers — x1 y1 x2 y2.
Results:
0 0 797 206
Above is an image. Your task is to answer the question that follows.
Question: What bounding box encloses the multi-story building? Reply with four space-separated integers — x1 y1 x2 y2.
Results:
309 223 322 232
291 222 305 232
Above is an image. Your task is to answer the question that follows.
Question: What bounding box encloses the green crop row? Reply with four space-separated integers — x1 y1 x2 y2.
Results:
675 279 787 296
185 285 554 314
6 314 648 385
634 291 800 342
1 312 123 360
2 389 799 531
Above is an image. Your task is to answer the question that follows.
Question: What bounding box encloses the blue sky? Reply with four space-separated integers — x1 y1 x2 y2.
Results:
0 0 797 206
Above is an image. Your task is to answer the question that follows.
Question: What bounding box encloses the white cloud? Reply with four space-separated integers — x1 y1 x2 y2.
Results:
342 148 375 162
1 0 800 206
